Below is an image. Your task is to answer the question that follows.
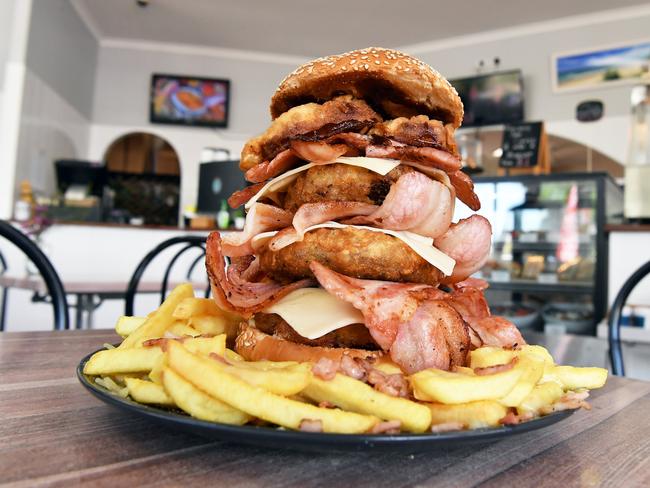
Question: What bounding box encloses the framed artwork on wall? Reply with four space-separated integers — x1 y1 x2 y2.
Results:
551 39 650 93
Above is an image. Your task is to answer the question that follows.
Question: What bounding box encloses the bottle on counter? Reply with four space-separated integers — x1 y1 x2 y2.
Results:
217 200 230 229
14 180 34 222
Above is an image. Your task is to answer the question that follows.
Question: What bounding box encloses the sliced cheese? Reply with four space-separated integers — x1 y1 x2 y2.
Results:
245 157 400 210
252 222 456 276
263 288 365 340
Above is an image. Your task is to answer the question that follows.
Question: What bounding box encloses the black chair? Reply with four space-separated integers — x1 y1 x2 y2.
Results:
608 260 650 376
0 220 70 330
125 235 210 316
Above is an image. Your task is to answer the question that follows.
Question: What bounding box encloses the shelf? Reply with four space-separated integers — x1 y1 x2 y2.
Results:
493 241 594 253
486 279 594 294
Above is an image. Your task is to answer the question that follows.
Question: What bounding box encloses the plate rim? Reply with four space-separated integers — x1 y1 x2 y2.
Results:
76 347 574 449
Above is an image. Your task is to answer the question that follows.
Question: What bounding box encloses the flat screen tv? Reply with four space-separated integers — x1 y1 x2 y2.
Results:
150 74 230 128
450 70 524 128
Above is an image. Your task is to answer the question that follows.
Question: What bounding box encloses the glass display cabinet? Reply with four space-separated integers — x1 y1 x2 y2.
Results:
455 172 623 334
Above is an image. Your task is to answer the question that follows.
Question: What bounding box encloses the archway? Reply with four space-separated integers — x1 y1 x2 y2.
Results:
102 132 181 226
457 129 625 178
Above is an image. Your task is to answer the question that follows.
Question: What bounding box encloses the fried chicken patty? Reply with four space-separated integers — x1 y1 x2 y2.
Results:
240 96 381 170
253 312 379 349
258 227 443 285
282 163 415 212
370 115 459 156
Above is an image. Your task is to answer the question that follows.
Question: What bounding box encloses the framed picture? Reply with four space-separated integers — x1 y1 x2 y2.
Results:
551 39 650 93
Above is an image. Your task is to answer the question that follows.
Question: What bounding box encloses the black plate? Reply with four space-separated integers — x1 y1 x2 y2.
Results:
77 349 574 452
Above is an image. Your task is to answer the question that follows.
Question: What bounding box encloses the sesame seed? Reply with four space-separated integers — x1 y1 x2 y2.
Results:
374 60 380 65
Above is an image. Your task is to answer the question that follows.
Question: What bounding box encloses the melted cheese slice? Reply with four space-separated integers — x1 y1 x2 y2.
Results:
252 222 456 276
244 157 400 210
263 288 365 340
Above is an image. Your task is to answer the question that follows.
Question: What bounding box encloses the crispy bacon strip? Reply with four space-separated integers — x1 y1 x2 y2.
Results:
245 149 301 183
370 420 401 434
343 171 453 238
312 357 338 381
299 419 323 432
449 170 481 211
205 232 313 317
326 132 371 150
467 316 526 349
290 140 349 164
310 262 469 373
435 215 492 285
366 140 461 173
227 182 265 208
268 202 377 251
221 203 294 257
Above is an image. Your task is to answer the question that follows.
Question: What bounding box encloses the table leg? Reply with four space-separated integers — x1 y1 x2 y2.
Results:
75 294 84 330
0 287 8 332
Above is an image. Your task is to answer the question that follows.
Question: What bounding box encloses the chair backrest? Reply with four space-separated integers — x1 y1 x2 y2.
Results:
608 260 650 376
0 220 69 330
125 235 209 316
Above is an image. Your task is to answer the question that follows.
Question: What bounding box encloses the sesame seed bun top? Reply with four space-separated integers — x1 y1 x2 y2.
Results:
270 47 464 128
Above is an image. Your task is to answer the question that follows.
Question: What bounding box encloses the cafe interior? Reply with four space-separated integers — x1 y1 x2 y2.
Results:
1 1 650 481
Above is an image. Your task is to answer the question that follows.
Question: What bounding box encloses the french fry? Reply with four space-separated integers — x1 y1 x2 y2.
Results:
167 321 201 337
149 354 166 385
165 341 378 433
517 382 564 416
125 377 174 406
498 356 545 407
373 358 403 375
115 316 146 338
87 335 227 377
120 284 194 348
303 373 432 433
173 298 240 322
411 363 523 404
84 347 162 374
220 362 311 396
428 400 508 429
469 345 554 369
469 347 514 369
161 367 250 425
224 348 244 362
189 315 229 336
547 365 608 390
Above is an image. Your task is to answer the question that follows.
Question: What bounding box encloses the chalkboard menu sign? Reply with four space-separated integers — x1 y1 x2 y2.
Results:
499 122 544 169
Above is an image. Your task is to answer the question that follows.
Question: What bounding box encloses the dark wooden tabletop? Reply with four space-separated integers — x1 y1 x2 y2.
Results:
2 330 650 487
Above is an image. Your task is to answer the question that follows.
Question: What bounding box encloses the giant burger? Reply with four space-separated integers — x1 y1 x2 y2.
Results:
206 47 524 376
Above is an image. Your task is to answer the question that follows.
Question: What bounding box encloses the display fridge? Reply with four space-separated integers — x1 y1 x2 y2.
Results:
455 172 623 335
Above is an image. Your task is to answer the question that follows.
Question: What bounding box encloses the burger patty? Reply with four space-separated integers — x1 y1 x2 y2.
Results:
282 163 415 212
253 312 379 350
258 227 443 285
240 96 381 170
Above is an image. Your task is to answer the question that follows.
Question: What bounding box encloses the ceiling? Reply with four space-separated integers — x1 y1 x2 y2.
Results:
73 0 650 58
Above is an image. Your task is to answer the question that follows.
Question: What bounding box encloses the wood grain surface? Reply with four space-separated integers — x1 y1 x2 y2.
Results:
1 330 649 488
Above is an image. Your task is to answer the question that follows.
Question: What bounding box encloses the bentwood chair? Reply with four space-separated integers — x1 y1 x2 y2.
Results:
608 260 650 376
0 220 70 330
125 235 210 316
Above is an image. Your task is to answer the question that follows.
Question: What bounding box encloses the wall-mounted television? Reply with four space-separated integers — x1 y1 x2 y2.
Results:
150 74 230 128
450 70 524 128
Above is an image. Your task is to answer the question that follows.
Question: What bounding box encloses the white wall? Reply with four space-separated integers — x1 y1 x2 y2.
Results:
0 0 31 219
12 0 98 198
404 9 650 166
89 42 306 212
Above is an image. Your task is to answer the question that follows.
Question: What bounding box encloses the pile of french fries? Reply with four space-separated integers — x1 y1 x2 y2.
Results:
83 284 608 434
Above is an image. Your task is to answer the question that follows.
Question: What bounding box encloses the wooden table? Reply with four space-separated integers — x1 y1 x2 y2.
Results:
2 330 650 487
